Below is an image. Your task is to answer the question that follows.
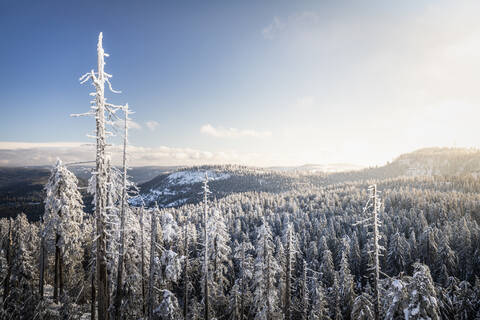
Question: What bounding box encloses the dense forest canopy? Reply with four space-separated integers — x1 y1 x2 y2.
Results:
1 171 480 319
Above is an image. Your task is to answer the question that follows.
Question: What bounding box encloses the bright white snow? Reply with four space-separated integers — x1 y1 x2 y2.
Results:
167 170 230 185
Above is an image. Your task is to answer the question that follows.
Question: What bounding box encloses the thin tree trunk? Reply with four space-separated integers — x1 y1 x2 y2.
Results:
301 259 308 320
140 207 146 316
203 175 210 320
284 226 292 320
264 235 271 320
148 209 157 319
91 270 96 320
240 244 245 320
105 161 113 320
213 235 218 283
54 233 60 302
114 105 129 320
372 184 380 320
39 232 46 298
60 251 64 298
183 222 189 319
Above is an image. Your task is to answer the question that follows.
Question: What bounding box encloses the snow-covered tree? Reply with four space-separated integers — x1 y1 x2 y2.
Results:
43 159 84 301
148 208 159 319
386 231 410 276
308 277 330 320
154 289 182 320
351 291 375 320
202 173 211 320
253 219 281 320
113 104 135 320
75 32 126 320
404 263 440 320
355 184 383 319
383 278 408 320
339 248 356 319
233 238 254 319
320 248 335 288
2 214 39 318
282 219 296 320
208 205 232 314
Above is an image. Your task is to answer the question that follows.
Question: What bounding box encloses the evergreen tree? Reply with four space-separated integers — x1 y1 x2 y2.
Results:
405 263 440 320
44 159 84 302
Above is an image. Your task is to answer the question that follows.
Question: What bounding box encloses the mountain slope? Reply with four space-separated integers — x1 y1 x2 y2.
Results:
132 165 301 207
135 148 480 208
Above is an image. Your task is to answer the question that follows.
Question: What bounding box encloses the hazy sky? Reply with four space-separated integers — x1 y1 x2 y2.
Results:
1 0 479 167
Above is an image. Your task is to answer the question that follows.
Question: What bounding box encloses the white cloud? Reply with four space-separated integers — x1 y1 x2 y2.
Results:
113 119 142 130
0 141 268 167
262 12 319 39
146 120 159 131
262 16 284 39
0 141 86 149
295 96 315 109
200 124 272 138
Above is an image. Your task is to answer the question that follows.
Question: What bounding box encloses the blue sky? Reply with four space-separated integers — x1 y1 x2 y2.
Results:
1 0 479 167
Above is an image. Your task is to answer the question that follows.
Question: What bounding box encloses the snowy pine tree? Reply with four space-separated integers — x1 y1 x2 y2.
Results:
43 159 84 302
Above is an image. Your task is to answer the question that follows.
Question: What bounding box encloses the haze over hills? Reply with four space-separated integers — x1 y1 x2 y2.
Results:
1 147 479 220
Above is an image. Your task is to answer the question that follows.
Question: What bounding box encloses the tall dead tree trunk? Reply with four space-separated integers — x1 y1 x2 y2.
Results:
203 174 210 320
91 223 97 320
94 32 109 320
183 221 189 319
140 207 146 316
240 242 247 320
372 184 380 320
301 259 308 320
265 235 271 320
284 225 292 320
114 104 129 320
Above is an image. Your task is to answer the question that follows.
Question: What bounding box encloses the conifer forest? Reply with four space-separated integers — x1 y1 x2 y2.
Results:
2 12 480 320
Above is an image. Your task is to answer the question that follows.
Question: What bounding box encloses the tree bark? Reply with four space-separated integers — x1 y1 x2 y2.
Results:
183 222 189 319
372 184 380 320
203 176 210 320
39 232 46 298
284 226 292 320
60 251 64 298
95 32 109 320
54 233 60 302
265 237 271 320
140 207 146 316
114 105 129 320
91 269 96 320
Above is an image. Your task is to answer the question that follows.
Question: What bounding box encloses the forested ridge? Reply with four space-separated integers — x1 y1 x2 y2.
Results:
1 173 480 319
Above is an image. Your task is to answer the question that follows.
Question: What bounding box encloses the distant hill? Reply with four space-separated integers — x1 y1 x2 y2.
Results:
269 163 365 173
132 165 300 208
2 147 480 219
324 147 480 184
135 148 480 208
0 165 177 220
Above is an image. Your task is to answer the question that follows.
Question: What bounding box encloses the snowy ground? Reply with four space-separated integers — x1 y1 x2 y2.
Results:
167 170 230 185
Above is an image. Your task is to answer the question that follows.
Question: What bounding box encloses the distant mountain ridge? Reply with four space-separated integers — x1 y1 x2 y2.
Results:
134 147 480 208
1 147 480 219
